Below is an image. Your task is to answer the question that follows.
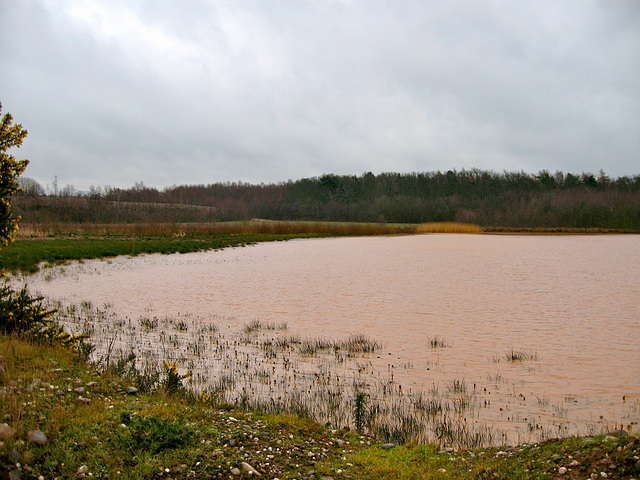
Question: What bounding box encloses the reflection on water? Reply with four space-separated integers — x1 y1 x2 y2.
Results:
20 234 640 444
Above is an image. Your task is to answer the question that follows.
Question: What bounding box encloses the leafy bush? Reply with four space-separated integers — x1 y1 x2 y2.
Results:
0 284 93 358
116 412 195 455
162 361 192 394
0 284 54 334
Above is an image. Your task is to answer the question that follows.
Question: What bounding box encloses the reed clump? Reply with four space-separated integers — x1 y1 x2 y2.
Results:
428 335 451 348
244 319 288 333
504 348 539 362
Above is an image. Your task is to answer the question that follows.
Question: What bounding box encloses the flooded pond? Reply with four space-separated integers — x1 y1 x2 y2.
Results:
17 234 640 446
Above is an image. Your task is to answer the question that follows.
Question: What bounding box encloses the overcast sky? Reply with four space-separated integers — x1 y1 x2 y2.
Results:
1 0 639 191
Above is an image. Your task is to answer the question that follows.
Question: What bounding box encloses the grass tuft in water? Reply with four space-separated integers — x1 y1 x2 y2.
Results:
429 335 451 348
505 348 539 362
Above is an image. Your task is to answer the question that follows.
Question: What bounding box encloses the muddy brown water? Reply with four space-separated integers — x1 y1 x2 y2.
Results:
19 234 640 444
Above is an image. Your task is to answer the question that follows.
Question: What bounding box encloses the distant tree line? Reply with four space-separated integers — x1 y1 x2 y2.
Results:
13 169 640 230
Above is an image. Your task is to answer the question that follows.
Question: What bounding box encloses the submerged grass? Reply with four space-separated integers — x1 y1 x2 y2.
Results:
3 310 639 480
3 334 638 480
243 319 288 333
504 348 539 362
428 335 451 348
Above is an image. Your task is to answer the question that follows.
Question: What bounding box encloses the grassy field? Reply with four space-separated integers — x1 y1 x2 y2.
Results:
0 334 638 479
0 234 316 273
0 220 435 273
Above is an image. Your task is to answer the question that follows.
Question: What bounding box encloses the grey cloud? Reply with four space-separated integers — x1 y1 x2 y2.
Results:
1 0 638 190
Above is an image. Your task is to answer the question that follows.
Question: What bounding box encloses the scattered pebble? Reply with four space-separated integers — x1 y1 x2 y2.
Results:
240 462 262 476
0 423 15 440
26 430 47 445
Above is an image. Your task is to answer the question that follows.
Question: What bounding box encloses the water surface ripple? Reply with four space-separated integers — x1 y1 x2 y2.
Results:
23 234 640 442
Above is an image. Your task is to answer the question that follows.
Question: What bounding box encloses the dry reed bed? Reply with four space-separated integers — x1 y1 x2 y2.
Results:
16 220 487 238
17 221 418 237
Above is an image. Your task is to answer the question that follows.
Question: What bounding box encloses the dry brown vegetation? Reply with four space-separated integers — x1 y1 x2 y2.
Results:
15 220 417 238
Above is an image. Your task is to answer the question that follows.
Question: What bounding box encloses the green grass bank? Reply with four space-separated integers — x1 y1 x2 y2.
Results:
0 234 319 273
2 220 423 273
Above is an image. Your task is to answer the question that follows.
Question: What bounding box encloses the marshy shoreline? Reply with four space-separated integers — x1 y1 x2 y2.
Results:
1 332 639 479
2 225 640 478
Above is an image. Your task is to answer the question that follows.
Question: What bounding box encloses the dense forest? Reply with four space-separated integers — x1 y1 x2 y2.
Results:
13 169 640 230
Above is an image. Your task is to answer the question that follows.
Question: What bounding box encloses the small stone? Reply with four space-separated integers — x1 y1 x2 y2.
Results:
8 470 20 480
569 459 579 467
74 387 85 394
230 467 241 475
240 462 262 476
9 447 20 462
558 466 567 475
335 439 344 446
125 386 138 395
604 436 617 442
55 390 64 397
76 396 91 404
86 381 98 387
229 439 237 447
77 465 89 474
600 473 608 478
27 430 47 445
0 423 16 440
381 443 395 450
